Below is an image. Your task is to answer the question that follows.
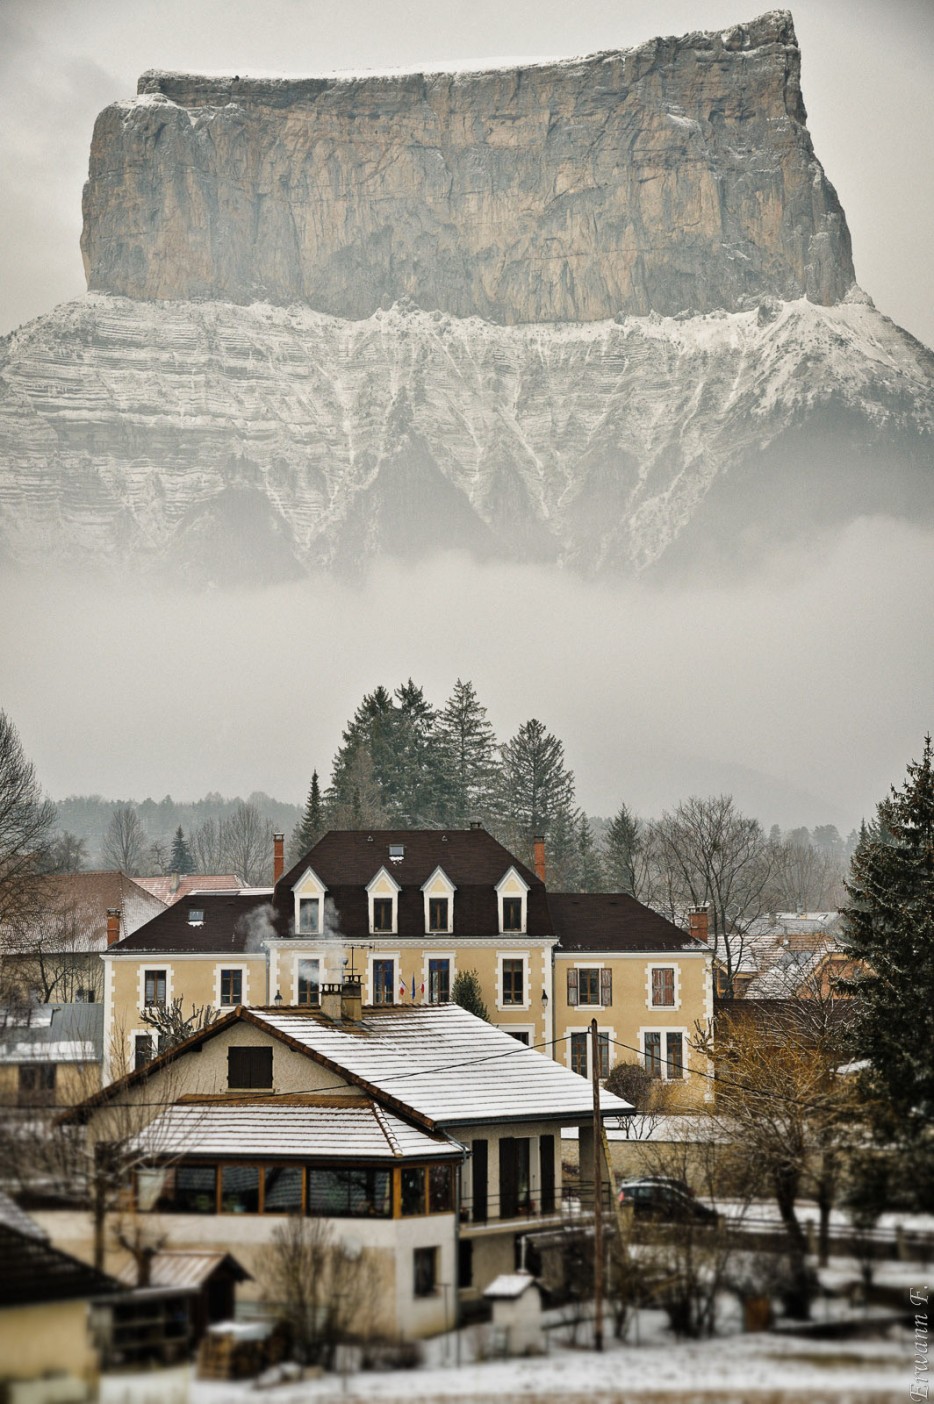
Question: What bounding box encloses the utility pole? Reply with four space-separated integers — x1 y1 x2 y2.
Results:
591 1016 604 1352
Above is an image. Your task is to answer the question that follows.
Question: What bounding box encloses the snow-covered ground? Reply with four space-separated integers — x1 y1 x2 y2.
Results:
100 1299 920 1403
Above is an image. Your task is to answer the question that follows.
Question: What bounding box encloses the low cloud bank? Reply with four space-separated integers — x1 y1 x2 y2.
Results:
1 515 931 832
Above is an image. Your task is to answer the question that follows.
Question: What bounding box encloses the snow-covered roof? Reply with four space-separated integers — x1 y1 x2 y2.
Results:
0 1004 103 1064
116 1251 250 1290
253 1004 630 1128
484 1271 542 1300
128 1096 464 1161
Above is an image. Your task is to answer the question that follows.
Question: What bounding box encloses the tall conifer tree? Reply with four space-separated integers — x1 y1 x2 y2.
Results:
842 737 934 1158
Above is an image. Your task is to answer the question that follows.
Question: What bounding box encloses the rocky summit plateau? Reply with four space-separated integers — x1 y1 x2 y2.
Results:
0 9 931 582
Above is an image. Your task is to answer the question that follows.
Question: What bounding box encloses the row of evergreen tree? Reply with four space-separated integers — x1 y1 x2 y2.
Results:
289 679 600 886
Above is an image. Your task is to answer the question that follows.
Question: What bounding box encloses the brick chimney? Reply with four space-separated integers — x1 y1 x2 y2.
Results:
273 832 285 885
533 835 546 883
106 908 122 947
688 906 709 944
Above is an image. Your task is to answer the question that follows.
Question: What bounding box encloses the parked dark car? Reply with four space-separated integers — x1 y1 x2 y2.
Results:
617 1177 719 1225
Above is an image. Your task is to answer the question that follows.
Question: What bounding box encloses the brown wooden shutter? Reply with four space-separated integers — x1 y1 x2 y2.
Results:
499 1138 518 1219
539 1134 555 1214
567 968 579 1006
471 1139 488 1223
600 967 612 1005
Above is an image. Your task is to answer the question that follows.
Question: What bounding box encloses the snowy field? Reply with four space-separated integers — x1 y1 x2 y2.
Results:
100 1302 919 1404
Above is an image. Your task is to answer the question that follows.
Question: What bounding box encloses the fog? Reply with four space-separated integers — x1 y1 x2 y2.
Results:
2 515 931 834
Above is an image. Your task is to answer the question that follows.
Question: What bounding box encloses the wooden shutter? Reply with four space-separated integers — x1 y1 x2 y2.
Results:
539 1134 555 1214
499 1137 518 1219
228 1045 272 1089
567 968 579 1006
471 1139 488 1223
600 967 612 1005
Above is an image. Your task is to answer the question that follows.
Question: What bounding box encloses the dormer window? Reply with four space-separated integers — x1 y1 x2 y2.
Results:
502 898 522 932
298 898 320 935
291 866 327 940
389 844 405 864
373 898 394 932
367 867 401 935
188 909 204 925
495 867 529 935
421 866 456 935
428 897 449 932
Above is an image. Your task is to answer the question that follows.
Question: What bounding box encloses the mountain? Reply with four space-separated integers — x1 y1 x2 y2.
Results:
0 10 930 581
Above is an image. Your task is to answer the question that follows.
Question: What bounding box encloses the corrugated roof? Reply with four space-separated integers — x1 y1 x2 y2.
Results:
128 1098 463 1161
134 874 244 905
0 1003 104 1064
549 892 702 953
255 1003 631 1127
117 1251 250 1289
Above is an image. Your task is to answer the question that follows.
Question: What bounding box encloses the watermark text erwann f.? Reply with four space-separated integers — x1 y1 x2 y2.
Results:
911 1286 929 1401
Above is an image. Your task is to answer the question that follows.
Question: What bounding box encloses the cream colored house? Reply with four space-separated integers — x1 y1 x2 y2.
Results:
64 995 629 1339
549 894 714 1109
101 830 557 1081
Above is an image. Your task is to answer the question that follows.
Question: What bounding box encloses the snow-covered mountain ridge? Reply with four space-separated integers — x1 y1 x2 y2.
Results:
1 290 929 580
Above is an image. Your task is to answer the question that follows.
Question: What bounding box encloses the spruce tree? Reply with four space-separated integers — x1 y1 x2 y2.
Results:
451 969 489 1021
842 737 934 1154
290 770 324 861
603 802 643 895
435 678 501 827
499 718 579 876
169 825 194 875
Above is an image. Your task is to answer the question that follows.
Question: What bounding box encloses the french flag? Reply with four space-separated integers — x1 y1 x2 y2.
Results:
399 976 406 999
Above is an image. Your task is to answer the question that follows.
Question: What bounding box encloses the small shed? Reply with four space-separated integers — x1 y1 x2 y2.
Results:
483 1270 546 1356
109 1250 251 1364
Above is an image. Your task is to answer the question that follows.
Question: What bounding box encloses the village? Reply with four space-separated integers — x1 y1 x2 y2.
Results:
1 771 929 1402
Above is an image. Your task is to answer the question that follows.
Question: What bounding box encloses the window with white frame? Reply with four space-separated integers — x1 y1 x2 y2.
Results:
643 1029 685 1079
495 868 529 935
298 897 320 935
143 969 167 1008
570 1030 610 1079
297 958 320 1006
367 868 400 935
650 966 676 1007
501 957 525 1006
567 967 612 1007
428 897 449 932
428 958 450 1004
219 968 242 1006
372 958 395 1005
421 867 455 933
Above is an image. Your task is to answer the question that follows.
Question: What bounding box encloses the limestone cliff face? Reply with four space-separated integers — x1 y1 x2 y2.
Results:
81 10 853 323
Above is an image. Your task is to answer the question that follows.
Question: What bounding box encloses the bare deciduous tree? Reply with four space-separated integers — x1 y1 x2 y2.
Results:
0 710 56 939
140 998 220 1052
102 804 147 874
259 1214 379 1367
220 802 274 886
645 796 774 995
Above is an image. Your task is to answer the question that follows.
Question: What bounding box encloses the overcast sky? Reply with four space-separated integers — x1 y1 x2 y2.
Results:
0 0 931 832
